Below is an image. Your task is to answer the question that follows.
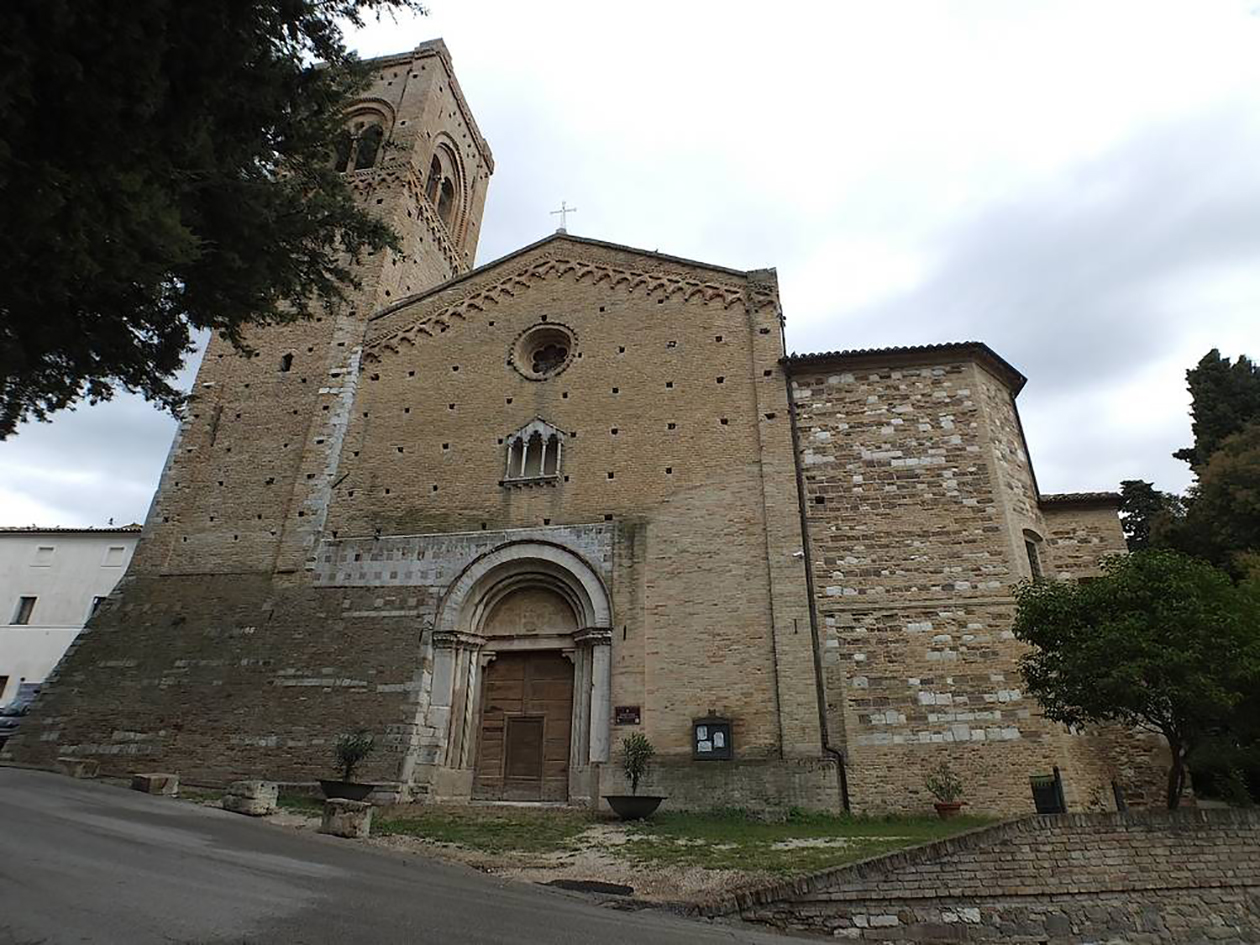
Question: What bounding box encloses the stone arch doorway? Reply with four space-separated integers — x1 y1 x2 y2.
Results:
411 541 613 805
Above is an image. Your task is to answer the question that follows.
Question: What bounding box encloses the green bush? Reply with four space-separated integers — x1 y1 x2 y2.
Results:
621 733 655 795
333 730 376 781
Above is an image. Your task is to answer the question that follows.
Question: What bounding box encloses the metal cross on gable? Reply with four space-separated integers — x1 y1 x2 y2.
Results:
550 200 578 232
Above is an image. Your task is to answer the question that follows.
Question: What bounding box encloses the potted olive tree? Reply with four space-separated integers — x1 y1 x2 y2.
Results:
602 733 665 820
319 730 378 801
925 760 965 819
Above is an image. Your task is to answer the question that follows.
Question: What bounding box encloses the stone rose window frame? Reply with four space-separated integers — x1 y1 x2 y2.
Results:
509 322 577 381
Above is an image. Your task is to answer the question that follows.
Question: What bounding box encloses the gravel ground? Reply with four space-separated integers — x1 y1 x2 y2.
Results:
369 821 775 903
250 808 770 903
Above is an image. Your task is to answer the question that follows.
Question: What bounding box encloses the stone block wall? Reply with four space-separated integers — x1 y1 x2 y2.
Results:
716 810 1260 943
788 346 1140 815
1041 496 1128 580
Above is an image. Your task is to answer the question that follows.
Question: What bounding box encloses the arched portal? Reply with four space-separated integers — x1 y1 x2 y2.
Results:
406 542 613 804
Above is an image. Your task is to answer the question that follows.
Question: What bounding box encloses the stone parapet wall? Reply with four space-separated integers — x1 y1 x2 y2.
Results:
706 810 1260 943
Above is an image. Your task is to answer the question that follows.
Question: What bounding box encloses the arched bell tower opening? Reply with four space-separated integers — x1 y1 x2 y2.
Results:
404 541 613 804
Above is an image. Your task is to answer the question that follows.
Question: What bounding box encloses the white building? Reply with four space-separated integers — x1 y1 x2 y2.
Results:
0 526 140 705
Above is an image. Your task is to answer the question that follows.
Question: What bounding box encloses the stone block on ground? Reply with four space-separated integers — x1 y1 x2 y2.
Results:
320 798 372 839
56 757 99 779
222 780 279 816
130 772 179 796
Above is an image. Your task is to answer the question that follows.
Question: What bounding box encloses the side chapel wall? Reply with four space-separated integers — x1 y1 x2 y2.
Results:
790 350 1145 814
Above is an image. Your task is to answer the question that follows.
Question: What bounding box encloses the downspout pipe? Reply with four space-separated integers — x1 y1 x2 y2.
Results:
782 358 850 812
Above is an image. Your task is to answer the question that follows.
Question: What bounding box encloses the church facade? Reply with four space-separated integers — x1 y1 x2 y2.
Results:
5 41 1164 813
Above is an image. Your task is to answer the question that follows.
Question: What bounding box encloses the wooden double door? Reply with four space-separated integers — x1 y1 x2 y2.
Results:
472 651 573 801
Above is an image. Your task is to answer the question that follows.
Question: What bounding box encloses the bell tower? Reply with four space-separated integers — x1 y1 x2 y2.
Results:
129 40 494 578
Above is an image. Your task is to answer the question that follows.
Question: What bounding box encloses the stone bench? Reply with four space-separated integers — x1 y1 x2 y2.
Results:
319 798 372 839
56 757 99 779
222 780 279 816
130 772 179 796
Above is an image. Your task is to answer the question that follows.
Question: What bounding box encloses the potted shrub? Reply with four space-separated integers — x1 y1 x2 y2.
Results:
319 730 377 801
602 733 665 820
925 760 965 819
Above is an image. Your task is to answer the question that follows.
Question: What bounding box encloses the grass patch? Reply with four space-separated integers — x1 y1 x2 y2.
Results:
277 793 325 816
617 807 992 875
375 805 593 854
176 786 222 804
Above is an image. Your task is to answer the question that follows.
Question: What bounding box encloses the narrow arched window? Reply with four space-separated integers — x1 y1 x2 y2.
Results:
438 179 456 227
353 124 384 170
426 155 442 203
522 432 544 477
1023 530 1044 580
509 437 525 478
542 434 560 476
279 353 293 373
332 131 353 172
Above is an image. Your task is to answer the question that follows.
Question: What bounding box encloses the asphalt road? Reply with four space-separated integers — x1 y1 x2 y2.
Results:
0 767 795 944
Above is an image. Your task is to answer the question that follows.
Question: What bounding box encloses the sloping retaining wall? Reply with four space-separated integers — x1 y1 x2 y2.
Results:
696 810 1260 943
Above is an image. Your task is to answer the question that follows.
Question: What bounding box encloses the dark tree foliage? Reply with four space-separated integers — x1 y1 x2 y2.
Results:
1173 349 1260 471
1118 479 1183 552
1161 421 1260 581
0 0 422 439
1014 551 1260 809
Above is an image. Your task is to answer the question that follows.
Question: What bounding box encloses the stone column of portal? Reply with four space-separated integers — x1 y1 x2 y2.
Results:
568 646 592 767
576 629 612 763
430 631 485 767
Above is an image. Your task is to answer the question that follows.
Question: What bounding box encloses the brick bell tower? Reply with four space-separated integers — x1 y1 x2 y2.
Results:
129 40 493 581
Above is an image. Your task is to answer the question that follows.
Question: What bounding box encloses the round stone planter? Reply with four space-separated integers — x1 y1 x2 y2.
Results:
934 801 965 820
319 779 376 802
603 795 665 820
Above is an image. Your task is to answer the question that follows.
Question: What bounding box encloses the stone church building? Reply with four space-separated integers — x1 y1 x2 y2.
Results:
7 41 1163 813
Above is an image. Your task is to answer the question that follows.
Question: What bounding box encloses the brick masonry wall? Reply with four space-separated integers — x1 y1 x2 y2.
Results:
712 810 1260 943
791 352 1151 815
128 42 489 581
346 239 820 764
6 232 833 804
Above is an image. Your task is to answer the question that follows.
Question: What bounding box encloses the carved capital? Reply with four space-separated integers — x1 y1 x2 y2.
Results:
432 630 486 651
574 627 613 648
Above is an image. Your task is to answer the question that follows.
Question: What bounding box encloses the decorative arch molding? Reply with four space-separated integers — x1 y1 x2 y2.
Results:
363 252 776 363
435 539 611 639
333 99 398 173
426 132 469 238
344 97 397 133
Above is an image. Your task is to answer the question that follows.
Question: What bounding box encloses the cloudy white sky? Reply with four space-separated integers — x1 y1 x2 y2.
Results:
3 0 1259 527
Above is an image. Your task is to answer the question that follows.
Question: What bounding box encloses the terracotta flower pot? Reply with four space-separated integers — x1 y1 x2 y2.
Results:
603 795 665 820
319 779 376 802
934 801 964 820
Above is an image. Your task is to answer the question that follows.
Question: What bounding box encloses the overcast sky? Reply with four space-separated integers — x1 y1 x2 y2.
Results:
4 0 1258 527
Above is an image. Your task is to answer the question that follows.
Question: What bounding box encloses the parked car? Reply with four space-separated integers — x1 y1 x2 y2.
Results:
0 684 40 750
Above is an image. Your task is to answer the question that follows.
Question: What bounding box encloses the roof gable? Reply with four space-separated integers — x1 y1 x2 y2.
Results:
364 233 777 362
